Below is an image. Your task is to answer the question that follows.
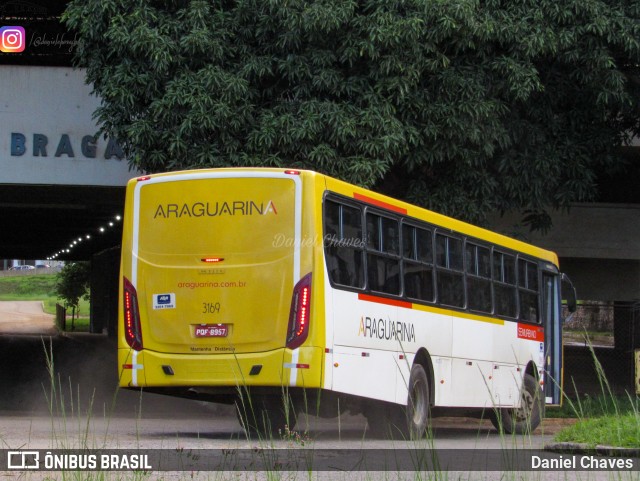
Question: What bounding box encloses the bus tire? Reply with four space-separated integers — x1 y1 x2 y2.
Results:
406 363 430 440
491 373 543 434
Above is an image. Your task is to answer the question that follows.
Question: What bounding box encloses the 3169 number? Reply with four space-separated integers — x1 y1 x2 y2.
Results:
202 302 221 314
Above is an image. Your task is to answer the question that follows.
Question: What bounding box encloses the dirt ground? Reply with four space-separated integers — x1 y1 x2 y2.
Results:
0 300 57 335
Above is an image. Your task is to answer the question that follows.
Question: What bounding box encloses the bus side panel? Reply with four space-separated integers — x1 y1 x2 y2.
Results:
332 346 399 403
450 317 503 407
449 318 540 408
426 357 452 407
322 267 335 391
396 305 453 406
329 290 398 403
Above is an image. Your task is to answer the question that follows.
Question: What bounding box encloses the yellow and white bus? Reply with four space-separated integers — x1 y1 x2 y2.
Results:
119 168 575 438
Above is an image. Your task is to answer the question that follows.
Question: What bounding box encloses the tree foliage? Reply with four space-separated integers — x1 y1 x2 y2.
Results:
55 262 90 327
64 0 640 229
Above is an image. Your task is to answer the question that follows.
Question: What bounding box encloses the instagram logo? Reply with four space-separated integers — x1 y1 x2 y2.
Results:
0 26 26 53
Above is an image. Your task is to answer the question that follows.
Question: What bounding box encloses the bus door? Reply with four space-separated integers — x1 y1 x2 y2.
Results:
541 271 561 404
541 269 575 405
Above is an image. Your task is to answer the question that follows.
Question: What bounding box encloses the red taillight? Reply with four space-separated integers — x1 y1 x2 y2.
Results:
285 170 301 175
123 277 143 351
137 176 151 182
286 273 312 349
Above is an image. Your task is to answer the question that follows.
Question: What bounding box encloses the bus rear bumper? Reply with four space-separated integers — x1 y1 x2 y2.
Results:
118 347 323 389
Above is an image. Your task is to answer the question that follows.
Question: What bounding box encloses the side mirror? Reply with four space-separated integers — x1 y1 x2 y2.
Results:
561 273 577 313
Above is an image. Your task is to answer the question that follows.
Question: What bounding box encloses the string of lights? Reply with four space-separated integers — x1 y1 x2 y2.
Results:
47 214 122 260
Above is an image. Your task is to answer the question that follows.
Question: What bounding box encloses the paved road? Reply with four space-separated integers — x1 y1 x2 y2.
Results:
0 410 633 481
0 409 561 450
0 300 57 336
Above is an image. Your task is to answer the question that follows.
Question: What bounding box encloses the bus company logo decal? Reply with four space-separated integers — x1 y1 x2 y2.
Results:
517 323 544 342
153 200 277 219
152 293 175 309
358 316 415 342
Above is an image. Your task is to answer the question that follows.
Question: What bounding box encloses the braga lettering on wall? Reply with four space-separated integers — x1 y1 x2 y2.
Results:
10 132 124 160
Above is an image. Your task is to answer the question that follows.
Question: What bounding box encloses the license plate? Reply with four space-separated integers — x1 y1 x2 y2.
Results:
194 324 228 338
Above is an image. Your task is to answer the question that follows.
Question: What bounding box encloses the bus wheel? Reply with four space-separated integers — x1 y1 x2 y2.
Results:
406 363 430 440
491 373 543 434
235 397 295 439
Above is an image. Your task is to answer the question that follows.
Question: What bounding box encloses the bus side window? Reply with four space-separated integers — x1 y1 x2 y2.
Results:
402 224 434 302
493 251 517 318
466 243 492 313
365 213 400 295
435 234 464 308
324 200 365 288
518 259 540 323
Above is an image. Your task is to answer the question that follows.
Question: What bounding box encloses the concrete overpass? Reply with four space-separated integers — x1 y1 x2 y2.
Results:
489 203 640 302
489 203 640 356
1 65 136 333
1 66 134 261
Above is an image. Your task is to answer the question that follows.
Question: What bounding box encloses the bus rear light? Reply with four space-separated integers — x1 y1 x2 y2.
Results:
285 170 301 175
284 362 310 369
123 277 143 351
136 176 151 182
201 257 224 263
286 273 312 350
122 363 142 370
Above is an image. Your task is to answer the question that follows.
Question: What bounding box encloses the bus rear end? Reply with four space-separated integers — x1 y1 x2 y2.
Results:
118 170 322 405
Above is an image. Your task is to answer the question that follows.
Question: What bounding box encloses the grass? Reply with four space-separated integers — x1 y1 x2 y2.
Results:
0 273 90 331
554 412 640 448
546 393 640 418
551 338 640 449
0 273 57 307
563 328 614 347
554 396 640 448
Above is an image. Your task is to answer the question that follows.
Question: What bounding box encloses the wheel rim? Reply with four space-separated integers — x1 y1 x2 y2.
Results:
514 386 534 423
411 380 426 426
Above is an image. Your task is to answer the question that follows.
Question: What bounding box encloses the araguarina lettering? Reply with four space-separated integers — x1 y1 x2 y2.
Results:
358 316 415 342
154 200 277 219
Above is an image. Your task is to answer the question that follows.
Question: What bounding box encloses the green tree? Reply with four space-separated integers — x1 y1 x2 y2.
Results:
64 0 639 229
55 262 90 330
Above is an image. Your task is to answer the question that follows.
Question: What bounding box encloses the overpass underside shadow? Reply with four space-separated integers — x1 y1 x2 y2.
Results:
0 333 219 418
0 184 125 262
